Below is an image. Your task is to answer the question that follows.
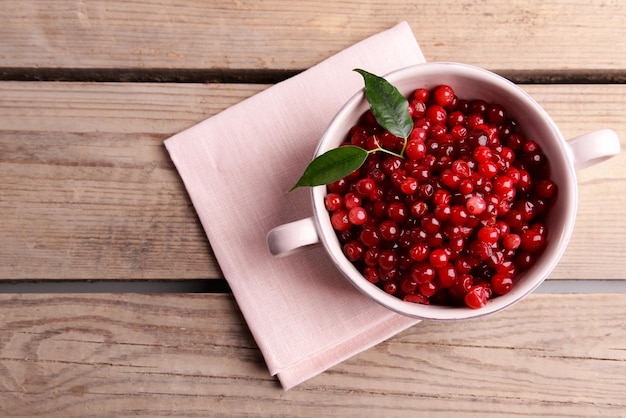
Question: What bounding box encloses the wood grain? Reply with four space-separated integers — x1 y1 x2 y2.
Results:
0 82 264 280
1 82 624 280
0 293 623 417
1 1 623 416
0 1 624 73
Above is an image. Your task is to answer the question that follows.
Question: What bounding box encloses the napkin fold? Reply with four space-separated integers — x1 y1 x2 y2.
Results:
165 21 425 390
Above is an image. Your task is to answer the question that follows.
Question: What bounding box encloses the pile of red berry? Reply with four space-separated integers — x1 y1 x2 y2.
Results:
325 84 557 309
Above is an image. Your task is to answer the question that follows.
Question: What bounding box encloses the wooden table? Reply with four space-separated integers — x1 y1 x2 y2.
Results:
1 1 625 416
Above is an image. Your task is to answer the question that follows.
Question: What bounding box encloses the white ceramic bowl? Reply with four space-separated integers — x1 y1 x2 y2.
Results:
269 62 620 320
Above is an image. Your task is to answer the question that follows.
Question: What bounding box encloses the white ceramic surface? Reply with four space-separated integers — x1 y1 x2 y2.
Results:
268 62 621 320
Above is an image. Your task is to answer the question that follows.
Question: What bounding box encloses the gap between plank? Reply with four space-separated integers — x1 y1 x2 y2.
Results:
1 68 626 84
0 280 231 294
0 280 624 294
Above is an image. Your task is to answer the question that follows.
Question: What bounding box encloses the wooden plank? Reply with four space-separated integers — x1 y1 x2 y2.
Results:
1 82 625 280
0 1 624 73
522 85 626 281
0 293 623 416
0 83 264 280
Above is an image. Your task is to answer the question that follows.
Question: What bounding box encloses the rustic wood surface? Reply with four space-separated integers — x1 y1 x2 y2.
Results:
0 0 625 416
0 293 624 417
0 82 624 280
1 0 625 74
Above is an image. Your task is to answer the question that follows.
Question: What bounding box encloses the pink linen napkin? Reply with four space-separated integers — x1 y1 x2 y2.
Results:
165 21 425 390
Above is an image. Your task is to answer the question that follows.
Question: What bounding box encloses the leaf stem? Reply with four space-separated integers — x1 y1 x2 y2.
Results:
370 135 405 159
369 146 404 159
399 137 409 158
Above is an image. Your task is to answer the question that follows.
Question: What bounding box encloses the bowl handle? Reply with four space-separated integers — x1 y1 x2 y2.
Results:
267 217 320 256
566 129 620 171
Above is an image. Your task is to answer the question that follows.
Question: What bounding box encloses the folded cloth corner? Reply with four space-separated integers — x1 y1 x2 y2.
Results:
165 21 425 390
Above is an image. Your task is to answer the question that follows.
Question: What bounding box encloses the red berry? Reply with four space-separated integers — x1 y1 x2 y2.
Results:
425 104 447 124
486 103 507 125
408 243 429 262
491 273 514 295
421 215 441 233
410 200 428 218
378 249 399 271
410 263 436 284
470 99 488 115
517 169 532 190
493 175 513 196
515 251 534 270
379 220 400 241
331 209 351 232
449 235 465 252
441 169 461 189
400 177 418 194
324 193 343 211
523 140 539 154
469 240 492 261
343 241 364 261
363 247 380 266
452 159 472 178
363 266 380 284
384 280 398 295
437 264 457 288
502 233 521 251
328 178 348 194
466 114 485 130
419 281 438 297
359 226 381 247
433 189 452 206
386 202 408 223
458 179 474 194
404 293 429 305
427 231 445 248
536 179 557 199
478 161 498 179
343 192 362 210
473 146 492 163
409 127 428 142
464 285 489 309
520 229 546 253
348 206 368 225
408 100 426 117
429 248 449 268
400 277 419 294
432 85 456 107
466 195 487 215
413 88 429 102
382 156 403 175
447 110 465 127
355 178 376 197
477 226 499 244
505 210 525 232
433 204 451 222
449 205 469 226
450 125 468 141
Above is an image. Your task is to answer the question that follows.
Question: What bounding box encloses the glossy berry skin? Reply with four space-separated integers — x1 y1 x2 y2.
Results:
324 193 343 211
433 85 456 107
348 207 368 225
466 195 487 215
326 83 557 309
464 285 488 309
406 139 427 160
429 248 449 268
491 273 514 295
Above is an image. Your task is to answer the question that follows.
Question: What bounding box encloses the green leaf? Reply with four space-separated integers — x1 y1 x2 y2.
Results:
289 146 368 191
353 68 413 140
